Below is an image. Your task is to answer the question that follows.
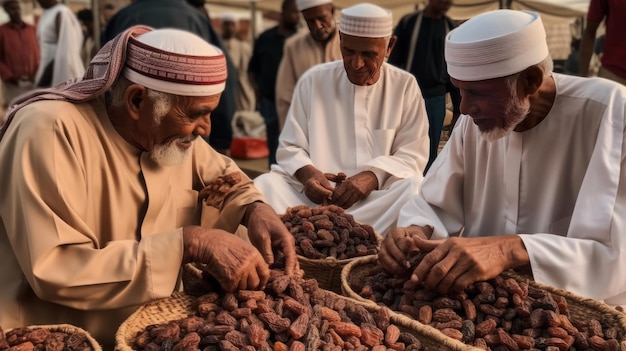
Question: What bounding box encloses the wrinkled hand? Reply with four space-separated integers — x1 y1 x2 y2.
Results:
295 165 334 204
410 236 530 294
378 226 432 276
331 171 378 209
244 202 299 275
182 226 270 292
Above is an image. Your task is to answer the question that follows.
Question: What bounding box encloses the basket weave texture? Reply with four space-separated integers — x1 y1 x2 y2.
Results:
297 253 374 294
115 289 477 351
6 324 102 351
341 255 626 351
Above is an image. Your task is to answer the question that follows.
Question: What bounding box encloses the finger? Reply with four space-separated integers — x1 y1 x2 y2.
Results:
221 275 238 293
451 270 478 293
380 234 409 269
256 234 275 266
434 258 471 294
412 237 444 253
332 188 354 208
246 269 261 290
256 259 270 288
281 242 299 276
411 243 450 284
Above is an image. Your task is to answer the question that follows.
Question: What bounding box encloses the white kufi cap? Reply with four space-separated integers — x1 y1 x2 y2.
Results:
339 3 392 38
296 0 331 11
445 10 549 81
123 28 227 96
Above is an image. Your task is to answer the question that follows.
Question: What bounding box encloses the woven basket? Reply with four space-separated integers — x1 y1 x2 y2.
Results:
115 293 194 351
115 289 477 351
297 254 371 294
342 255 626 350
6 324 102 351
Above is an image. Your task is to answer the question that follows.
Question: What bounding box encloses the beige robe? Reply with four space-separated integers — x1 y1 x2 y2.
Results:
0 97 265 347
275 28 342 129
223 38 255 112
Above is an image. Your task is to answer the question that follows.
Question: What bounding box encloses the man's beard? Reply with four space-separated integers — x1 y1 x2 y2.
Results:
480 88 530 143
150 136 195 167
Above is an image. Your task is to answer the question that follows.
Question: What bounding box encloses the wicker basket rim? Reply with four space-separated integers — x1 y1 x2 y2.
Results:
6 324 102 351
116 285 474 350
341 255 626 351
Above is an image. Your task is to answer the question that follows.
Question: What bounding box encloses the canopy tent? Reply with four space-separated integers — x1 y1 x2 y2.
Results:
204 0 588 59
205 0 589 24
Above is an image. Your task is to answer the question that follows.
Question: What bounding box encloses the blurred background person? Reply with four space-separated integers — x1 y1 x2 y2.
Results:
0 0 39 109
34 0 84 87
221 13 255 113
248 0 299 166
76 9 96 69
103 0 238 155
579 0 626 85
275 0 341 129
186 0 210 18
388 0 460 173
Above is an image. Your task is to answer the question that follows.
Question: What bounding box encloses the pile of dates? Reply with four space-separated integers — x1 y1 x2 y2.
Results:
0 326 94 351
280 205 379 260
132 272 426 351
358 263 623 351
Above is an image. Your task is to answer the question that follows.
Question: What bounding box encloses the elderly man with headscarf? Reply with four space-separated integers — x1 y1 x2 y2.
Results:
275 0 342 129
379 10 626 308
254 3 430 237
0 26 298 347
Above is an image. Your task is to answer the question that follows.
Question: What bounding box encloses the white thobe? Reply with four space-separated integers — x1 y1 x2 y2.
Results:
398 73 626 306
255 61 430 235
35 3 85 86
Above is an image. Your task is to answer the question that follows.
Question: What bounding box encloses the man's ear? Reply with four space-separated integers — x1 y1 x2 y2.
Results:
521 65 544 95
386 35 397 58
125 84 147 121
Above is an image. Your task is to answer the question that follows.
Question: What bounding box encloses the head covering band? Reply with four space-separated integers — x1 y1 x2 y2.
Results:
123 36 227 96
445 10 549 81
339 3 392 38
296 0 331 11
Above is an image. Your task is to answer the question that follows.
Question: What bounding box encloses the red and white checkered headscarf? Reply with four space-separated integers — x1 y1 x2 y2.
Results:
0 25 228 141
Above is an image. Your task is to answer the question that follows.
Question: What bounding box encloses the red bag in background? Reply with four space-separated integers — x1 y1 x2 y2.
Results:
230 137 269 159
230 110 268 159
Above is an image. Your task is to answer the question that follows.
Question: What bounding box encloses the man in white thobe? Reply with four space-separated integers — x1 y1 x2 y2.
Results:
254 3 430 236
378 10 626 308
34 0 85 86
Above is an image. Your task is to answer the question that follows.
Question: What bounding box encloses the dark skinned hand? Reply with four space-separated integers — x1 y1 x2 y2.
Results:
378 225 432 276
294 165 334 204
182 226 270 292
331 171 378 209
244 202 299 275
409 236 530 294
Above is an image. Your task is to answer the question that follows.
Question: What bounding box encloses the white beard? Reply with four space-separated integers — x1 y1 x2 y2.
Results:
480 89 530 143
150 139 191 166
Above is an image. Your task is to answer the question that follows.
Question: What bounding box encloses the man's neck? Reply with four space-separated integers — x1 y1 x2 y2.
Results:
514 75 557 132
277 22 297 37
423 5 445 19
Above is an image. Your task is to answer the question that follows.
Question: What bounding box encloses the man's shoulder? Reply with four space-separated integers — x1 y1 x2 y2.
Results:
258 26 279 39
397 11 421 26
12 99 98 135
382 63 417 82
298 60 344 82
284 30 312 49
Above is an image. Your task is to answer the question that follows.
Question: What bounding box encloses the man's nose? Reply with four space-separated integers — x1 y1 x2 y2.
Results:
194 116 211 137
